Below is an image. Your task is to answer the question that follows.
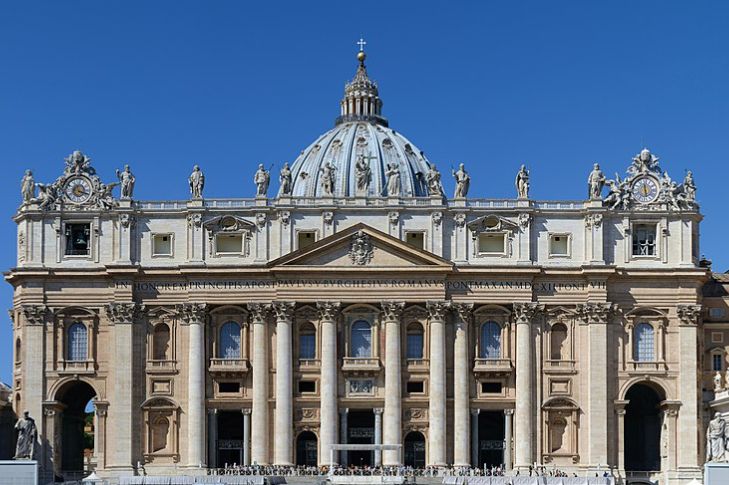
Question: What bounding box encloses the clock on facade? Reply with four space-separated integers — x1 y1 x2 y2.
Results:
631 176 659 204
64 176 93 204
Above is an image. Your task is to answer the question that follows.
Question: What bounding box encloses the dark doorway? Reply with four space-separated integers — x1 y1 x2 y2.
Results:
55 381 96 476
296 431 318 466
477 411 505 467
348 410 374 466
404 431 425 468
625 383 662 472
217 411 244 466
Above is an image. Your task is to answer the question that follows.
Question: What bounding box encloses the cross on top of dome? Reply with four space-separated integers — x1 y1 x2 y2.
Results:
337 39 387 127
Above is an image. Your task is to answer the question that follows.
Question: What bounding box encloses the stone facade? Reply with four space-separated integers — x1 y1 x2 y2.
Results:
6 50 709 485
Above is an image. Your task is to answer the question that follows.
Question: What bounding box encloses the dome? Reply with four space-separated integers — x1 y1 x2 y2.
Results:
288 49 437 198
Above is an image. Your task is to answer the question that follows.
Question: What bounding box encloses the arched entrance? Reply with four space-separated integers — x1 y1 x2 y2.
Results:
403 431 425 468
296 431 318 466
55 380 97 476
624 383 663 472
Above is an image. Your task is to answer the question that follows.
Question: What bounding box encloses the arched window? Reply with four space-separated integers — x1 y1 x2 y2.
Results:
406 323 424 359
299 323 316 360
480 322 501 359
634 323 655 362
152 323 171 360
219 321 241 359
351 320 372 358
151 415 170 453
550 323 568 360
67 322 88 361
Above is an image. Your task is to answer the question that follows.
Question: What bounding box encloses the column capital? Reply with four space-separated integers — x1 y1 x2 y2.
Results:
677 304 702 326
452 302 474 323
503 408 514 416
373 407 384 415
175 302 207 325
426 300 451 321
380 301 405 321
470 408 480 416
106 302 145 324
576 302 614 325
21 304 48 326
340 408 349 415
316 301 341 321
208 408 218 415
272 301 296 321
247 302 271 324
242 408 252 415
513 302 543 324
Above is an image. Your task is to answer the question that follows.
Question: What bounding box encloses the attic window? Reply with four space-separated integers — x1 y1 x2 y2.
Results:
549 234 570 257
152 234 173 256
216 234 243 254
405 232 424 250
298 231 317 250
64 223 91 256
478 233 505 254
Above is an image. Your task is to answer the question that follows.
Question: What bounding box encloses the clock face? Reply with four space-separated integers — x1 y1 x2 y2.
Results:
64 176 93 204
631 176 659 204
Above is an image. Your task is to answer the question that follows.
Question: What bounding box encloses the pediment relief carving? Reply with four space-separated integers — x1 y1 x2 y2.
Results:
203 215 255 234
467 214 520 237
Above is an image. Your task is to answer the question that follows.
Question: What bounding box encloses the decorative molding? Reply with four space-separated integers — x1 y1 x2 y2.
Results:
388 211 399 226
677 304 702 326
349 230 374 265
513 302 543 324
119 213 136 229
316 301 341 322
17 231 25 263
246 303 270 324
431 211 443 226
452 302 474 324
517 213 531 231
279 211 291 227
106 302 144 324
404 408 428 421
454 213 466 228
255 212 267 228
272 301 296 321
187 213 203 228
426 300 451 321
380 301 405 322
584 213 603 229
322 211 334 226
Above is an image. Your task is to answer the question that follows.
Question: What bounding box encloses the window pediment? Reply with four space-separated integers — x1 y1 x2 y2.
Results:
467 215 519 234
203 215 255 234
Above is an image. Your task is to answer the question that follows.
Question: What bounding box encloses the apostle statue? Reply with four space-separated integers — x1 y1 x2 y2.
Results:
683 171 697 202
385 162 401 196
320 161 336 196
21 170 35 204
426 163 443 197
116 164 136 199
13 411 37 460
515 164 530 199
189 165 205 199
452 163 470 198
278 162 292 196
254 164 270 197
354 154 372 194
587 163 606 200
707 412 727 462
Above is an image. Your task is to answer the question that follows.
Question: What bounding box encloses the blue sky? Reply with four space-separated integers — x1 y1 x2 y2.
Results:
1 1 728 382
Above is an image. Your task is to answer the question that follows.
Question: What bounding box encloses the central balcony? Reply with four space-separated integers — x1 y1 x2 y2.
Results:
341 357 381 376
57 360 95 375
208 358 250 375
473 358 513 376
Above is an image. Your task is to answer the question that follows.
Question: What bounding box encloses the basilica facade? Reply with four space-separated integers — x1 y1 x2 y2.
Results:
7 49 709 484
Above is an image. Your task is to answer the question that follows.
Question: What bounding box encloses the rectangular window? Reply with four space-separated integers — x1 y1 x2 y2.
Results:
406 333 424 359
406 381 424 394
632 224 657 256
713 354 724 372
218 382 241 393
299 333 316 360
634 323 655 362
216 233 243 254
152 234 173 256
297 231 316 250
710 308 727 320
478 233 505 254
405 232 425 250
712 332 724 344
298 380 316 393
549 234 570 257
64 223 91 256
481 382 502 394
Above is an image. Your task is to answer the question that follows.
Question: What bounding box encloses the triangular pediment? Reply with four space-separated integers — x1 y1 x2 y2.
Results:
270 223 453 269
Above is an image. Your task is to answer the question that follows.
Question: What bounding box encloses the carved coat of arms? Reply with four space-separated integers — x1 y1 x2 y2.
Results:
349 230 373 265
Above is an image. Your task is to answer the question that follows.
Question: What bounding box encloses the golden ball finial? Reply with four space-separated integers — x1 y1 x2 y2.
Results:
357 51 366 63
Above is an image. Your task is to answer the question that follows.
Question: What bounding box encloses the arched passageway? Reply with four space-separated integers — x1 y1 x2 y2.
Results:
55 380 97 475
624 383 663 472
296 431 318 466
403 431 425 468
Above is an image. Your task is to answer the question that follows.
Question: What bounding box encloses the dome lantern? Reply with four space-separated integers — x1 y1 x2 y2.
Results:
336 41 388 127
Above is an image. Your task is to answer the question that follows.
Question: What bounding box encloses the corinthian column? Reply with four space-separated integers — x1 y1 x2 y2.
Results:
273 301 296 465
452 303 473 466
317 301 341 466
578 302 613 468
427 300 451 466
381 301 405 465
513 302 541 470
248 302 271 465
175 303 206 467
107 302 144 471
